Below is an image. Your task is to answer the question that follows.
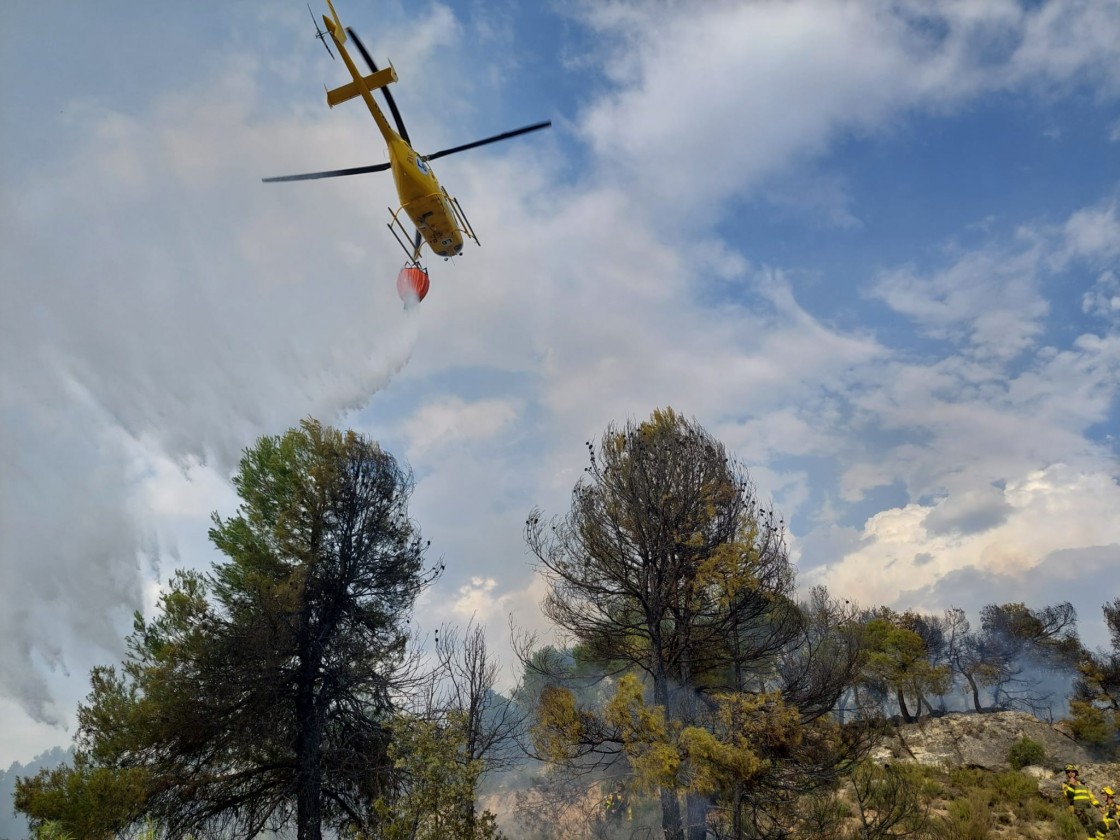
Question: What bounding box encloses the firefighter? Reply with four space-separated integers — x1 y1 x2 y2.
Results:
616 781 632 822
1063 765 1101 832
602 780 631 826
602 782 623 826
1100 786 1119 834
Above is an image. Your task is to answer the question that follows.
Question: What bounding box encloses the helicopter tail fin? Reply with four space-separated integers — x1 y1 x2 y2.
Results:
323 0 346 45
325 65 398 108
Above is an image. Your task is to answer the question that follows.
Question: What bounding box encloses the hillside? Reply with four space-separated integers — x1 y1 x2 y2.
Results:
871 710 1093 771
488 711 1119 839
6 714 1116 838
862 711 1118 839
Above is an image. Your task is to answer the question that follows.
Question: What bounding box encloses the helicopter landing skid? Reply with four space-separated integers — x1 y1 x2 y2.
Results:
387 206 423 267
446 191 479 248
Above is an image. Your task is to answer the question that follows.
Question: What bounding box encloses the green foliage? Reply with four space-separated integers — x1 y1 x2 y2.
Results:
368 712 504 840
907 763 1082 839
1007 736 1046 769
14 753 149 838
531 685 586 765
792 791 850 840
602 674 679 792
31 822 74 840
595 673 803 800
944 766 987 792
990 769 1039 802
793 759 1087 840
1053 809 1086 840
49 419 434 840
1067 698 1116 747
863 613 952 721
939 788 993 840
1069 601 1120 758
1066 600 1120 761
846 761 930 838
527 409 868 837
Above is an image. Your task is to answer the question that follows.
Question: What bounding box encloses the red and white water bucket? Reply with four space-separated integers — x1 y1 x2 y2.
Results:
396 266 430 306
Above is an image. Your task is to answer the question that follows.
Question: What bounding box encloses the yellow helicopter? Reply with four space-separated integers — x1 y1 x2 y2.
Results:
263 0 551 303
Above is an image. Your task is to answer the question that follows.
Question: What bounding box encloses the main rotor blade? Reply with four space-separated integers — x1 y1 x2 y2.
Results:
347 27 411 144
262 162 391 183
423 121 552 162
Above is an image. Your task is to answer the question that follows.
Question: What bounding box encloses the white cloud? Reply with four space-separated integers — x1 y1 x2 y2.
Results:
404 397 520 457
1082 270 1120 320
450 576 511 623
872 242 1049 361
809 465 1120 609
1063 199 1120 263
139 452 240 520
1007 0 1120 91
576 0 1120 218
0 44 422 747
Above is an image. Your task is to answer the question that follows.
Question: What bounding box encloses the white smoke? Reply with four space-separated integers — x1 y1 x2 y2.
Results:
0 54 422 732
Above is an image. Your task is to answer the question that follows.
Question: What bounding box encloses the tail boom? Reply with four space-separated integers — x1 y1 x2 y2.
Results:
325 65 397 108
323 0 346 44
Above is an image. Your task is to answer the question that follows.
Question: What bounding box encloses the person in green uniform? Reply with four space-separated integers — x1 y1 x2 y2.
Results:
1063 765 1101 833
1099 786 1118 835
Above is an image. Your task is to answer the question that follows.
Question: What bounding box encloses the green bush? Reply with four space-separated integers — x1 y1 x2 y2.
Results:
33 823 75 840
935 789 993 840
1008 735 1046 769
992 769 1038 801
946 766 987 791
1023 794 1058 821
1054 809 1086 840
1067 700 1118 753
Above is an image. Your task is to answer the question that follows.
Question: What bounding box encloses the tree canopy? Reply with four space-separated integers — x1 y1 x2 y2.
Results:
12 411 1107 839
526 408 868 840
21 420 436 840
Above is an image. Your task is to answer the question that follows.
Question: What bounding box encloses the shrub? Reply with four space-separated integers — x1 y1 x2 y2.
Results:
1067 700 1117 751
1054 809 1086 840
1008 735 1046 769
992 769 1038 803
934 789 994 840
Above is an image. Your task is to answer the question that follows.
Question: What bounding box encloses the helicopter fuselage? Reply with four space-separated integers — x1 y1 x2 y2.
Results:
325 6 465 260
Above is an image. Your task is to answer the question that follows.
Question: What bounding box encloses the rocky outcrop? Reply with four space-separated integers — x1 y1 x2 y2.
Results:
869 710 1094 771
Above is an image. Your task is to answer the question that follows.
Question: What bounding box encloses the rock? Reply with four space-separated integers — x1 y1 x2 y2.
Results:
1053 719 1077 740
874 710 1094 771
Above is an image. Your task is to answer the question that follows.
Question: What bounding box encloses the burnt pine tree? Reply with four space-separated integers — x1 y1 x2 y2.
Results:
943 607 999 713
527 409 866 840
980 601 1081 713
1070 599 1120 748
72 420 436 840
861 609 950 723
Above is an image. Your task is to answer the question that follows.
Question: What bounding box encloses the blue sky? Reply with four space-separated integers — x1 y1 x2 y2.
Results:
2 0 1119 770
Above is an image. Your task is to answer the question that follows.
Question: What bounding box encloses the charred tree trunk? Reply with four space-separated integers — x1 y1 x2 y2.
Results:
660 788 684 840
730 782 743 840
897 688 914 724
965 672 984 713
295 654 324 840
916 691 930 719
685 792 710 840
653 664 684 840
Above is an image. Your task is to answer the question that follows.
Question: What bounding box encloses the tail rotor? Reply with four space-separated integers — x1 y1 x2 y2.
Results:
308 3 335 59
